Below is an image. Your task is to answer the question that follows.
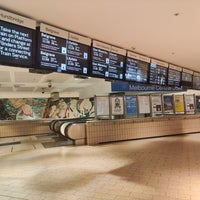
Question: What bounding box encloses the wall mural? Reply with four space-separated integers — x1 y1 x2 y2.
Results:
0 97 94 120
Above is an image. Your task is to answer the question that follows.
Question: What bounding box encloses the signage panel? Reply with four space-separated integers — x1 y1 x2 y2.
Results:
0 9 36 67
37 23 91 75
91 40 126 80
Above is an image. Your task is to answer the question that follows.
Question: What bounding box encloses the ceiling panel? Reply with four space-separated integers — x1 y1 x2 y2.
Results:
41 73 74 83
14 72 43 83
0 71 11 82
16 87 36 92
0 87 13 92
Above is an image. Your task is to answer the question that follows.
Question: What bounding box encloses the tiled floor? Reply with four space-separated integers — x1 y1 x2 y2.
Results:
1 133 200 200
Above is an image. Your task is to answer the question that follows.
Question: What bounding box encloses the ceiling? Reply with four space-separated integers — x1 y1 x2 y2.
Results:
1 0 200 94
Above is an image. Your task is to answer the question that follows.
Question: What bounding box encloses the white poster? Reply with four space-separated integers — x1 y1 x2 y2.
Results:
151 95 162 115
95 96 110 116
138 95 150 114
111 96 124 115
185 95 195 114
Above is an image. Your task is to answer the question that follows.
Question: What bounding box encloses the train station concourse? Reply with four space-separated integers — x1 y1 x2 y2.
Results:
1 1 200 200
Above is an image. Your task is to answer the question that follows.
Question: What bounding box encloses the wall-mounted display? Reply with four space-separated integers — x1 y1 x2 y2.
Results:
174 95 185 114
181 68 193 88
184 94 195 114
151 95 163 116
125 95 137 115
125 51 150 83
37 23 91 75
149 59 168 85
168 64 182 87
163 95 174 114
0 9 36 67
91 40 126 80
193 72 200 90
138 95 150 114
95 96 110 116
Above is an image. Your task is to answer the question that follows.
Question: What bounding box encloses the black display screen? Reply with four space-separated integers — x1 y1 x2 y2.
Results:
125 53 150 83
91 41 125 80
168 68 181 87
193 74 200 90
182 71 193 88
0 11 36 68
37 31 66 71
37 23 91 75
65 39 90 75
149 60 168 85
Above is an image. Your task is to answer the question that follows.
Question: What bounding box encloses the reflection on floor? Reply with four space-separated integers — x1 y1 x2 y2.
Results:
0 133 73 153
1 133 200 200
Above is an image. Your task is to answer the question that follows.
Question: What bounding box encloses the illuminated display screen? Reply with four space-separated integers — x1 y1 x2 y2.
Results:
91 40 126 80
125 52 150 83
193 73 200 90
37 23 91 75
168 67 181 87
182 71 193 88
0 9 36 67
149 59 168 85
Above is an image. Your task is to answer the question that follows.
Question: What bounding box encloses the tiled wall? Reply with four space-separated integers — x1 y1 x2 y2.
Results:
86 115 200 145
0 120 53 137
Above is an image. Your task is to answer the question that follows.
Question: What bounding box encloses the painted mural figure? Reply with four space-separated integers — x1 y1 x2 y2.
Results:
0 98 94 120
8 99 35 120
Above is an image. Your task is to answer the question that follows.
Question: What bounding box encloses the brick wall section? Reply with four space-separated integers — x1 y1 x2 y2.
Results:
0 120 53 137
86 116 200 145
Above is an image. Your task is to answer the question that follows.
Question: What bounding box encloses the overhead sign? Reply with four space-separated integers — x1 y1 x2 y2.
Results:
111 82 186 92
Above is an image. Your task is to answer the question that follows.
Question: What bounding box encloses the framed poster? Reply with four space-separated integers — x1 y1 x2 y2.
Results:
125 96 137 115
151 95 163 116
138 95 150 114
174 95 185 114
163 95 174 114
184 94 195 114
110 96 124 115
95 96 110 116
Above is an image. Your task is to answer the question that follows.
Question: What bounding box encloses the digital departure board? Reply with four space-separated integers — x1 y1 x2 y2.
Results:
91 40 126 80
181 68 193 88
149 59 168 85
37 23 91 75
66 33 91 74
0 9 36 67
167 64 182 87
193 72 200 90
125 51 150 83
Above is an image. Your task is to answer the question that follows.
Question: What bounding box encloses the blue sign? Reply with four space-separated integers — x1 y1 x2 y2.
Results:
126 96 137 115
111 82 186 92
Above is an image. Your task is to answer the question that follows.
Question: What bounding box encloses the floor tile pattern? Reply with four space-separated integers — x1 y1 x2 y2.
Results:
0 133 200 199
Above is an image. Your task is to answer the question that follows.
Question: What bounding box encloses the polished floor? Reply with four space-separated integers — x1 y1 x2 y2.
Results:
1 133 200 200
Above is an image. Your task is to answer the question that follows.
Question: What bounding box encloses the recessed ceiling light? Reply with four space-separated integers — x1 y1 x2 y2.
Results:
174 13 180 16
130 46 136 51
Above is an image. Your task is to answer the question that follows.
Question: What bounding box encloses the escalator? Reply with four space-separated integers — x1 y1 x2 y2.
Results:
49 118 93 145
